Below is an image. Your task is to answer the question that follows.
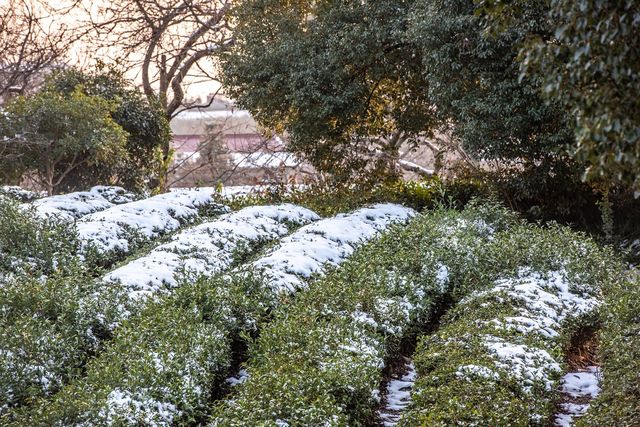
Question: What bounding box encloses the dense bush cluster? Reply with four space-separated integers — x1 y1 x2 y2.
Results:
5 204 412 425
0 203 320 420
218 177 444 217
400 225 623 425
209 203 519 425
0 270 130 415
0 183 633 425
580 271 640 426
0 199 80 276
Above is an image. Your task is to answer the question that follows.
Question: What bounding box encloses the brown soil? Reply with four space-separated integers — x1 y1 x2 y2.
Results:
565 325 599 371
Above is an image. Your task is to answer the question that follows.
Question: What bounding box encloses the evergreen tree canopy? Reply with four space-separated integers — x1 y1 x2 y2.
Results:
44 67 171 191
0 88 127 195
223 0 573 181
479 0 640 192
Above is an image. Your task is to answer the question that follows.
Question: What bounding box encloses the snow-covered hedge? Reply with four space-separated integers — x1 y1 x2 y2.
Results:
77 189 226 262
14 204 414 426
104 204 320 300
208 204 519 426
579 270 640 426
2 204 317 422
251 203 416 294
0 186 41 202
0 271 130 416
30 186 137 222
398 228 623 427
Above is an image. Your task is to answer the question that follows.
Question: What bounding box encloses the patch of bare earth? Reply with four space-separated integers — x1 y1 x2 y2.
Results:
553 326 601 426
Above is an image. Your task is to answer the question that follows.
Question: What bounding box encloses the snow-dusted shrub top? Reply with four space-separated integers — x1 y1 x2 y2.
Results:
459 269 599 397
208 205 514 427
400 267 604 426
252 203 417 293
0 186 42 202
76 188 225 255
30 186 136 222
86 186 137 204
104 204 320 300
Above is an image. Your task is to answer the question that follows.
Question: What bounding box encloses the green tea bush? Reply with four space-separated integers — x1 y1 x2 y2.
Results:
579 271 640 426
217 177 444 216
208 203 520 426
11 204 412 425
1 204 318 421
0 187 40 202
7 269 274 426
398 226 624 426
0 199 80 276
0 271 129 415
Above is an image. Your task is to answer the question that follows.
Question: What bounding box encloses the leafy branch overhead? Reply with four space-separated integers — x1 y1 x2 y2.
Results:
479 0 639 191
224 0 638 192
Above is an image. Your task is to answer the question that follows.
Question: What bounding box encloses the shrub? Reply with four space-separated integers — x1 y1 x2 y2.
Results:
12 204 414 425
39 66 171 193
217 177 444 216
399 226 624 426
0 198 80 276
208 203 519 426
579 271 640 426
0 270 130 415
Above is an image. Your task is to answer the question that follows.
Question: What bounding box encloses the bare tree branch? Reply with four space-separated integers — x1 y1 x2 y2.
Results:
0 0 80 103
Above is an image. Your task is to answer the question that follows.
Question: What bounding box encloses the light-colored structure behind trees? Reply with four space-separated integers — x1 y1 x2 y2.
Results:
168 95 314 187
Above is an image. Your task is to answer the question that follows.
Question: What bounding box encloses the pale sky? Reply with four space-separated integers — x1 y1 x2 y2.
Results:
7 0 224 101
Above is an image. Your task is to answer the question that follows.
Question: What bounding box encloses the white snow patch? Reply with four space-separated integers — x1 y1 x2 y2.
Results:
77 189 223 255
104 204 319 300
435 263 449 292
101 388 179 427
455 364 500 381
554 366 601 427
30 186 135 222
484 337 561 393
225 369 250 387
253 203 416 293
378 360 417 427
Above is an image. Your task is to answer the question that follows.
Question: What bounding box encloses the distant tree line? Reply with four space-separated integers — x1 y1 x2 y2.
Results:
0 68 170 194
221 0 639 196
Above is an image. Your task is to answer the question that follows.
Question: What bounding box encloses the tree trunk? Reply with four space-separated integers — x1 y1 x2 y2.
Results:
45 163 55 195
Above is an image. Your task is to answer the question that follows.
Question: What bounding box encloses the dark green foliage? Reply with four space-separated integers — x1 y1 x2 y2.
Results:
528 0 640 191
445 164 601 226
223 0 436 181
479 0 640 192
408 0 573 163
224 0 575 184
0 198 79 276
579 272 640 426
44 67 171 192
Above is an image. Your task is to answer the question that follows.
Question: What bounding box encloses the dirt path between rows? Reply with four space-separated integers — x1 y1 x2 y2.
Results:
553 326 601 426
